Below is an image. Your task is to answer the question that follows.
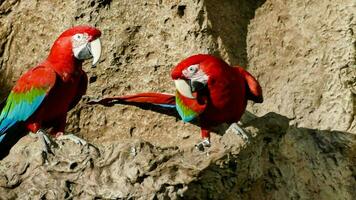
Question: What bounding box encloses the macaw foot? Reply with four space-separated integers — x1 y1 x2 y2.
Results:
195 138 211 151
231 122 249 143
36 129 57 154
56 133 87 145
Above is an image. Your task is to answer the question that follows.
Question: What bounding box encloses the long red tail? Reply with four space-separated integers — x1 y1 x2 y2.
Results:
88 92 176 107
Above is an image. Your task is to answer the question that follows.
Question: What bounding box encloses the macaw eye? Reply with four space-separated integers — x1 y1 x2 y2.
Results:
188 65 198 73
73 34 84 41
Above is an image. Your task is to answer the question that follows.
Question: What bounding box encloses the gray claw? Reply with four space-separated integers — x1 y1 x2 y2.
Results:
57 134 87 145
36 129 57 154
231 123 249 142
195 138 211 151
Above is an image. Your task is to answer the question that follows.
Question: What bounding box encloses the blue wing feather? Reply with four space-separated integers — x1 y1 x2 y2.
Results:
153 103 176 108
0 91 46 142
0 66 57 144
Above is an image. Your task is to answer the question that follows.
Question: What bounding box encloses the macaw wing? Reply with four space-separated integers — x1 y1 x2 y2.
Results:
175 91 207 122
235 66 263 103
69 71 88 110
0 66 57 141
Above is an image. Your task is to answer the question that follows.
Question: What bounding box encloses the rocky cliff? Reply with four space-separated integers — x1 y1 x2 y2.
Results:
0 0 355 199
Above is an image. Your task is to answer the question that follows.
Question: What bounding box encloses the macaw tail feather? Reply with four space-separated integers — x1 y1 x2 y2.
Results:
0 122 26 159
89 92 176 107
88 92 180 118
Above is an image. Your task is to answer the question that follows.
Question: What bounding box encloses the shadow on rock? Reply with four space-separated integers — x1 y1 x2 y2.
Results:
203 0 267 66
183 113 356 200
0 112 354 199
0 123 27 160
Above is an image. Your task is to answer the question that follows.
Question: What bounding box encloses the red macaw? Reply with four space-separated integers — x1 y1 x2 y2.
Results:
89 54 262 150
0 25 102 158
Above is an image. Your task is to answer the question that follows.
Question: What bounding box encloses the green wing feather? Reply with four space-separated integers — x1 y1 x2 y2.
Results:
0 66 56 142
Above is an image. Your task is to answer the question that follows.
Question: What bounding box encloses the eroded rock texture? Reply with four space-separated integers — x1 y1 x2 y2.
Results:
0 0 355 199
0 113 355 199
247 0 356 133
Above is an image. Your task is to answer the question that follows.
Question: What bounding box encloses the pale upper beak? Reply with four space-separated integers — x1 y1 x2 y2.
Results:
88 38 101 66
73 38 102 66
174 79 195 99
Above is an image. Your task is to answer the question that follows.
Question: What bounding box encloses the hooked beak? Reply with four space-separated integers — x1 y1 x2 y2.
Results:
88 38 101 66
73 38 102 67
190 80 206 93
174 73 208 99
174 79 195 99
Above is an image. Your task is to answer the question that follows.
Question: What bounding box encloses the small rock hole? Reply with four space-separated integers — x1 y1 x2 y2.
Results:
177 5 186 17
70 162 78 170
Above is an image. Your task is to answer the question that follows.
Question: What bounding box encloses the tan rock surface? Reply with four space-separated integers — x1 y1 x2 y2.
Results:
0 113 354 199
246 0 356 133
0 0 355 199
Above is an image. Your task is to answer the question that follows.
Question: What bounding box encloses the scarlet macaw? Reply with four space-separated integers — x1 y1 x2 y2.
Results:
90 54 262 150
0 25 102 158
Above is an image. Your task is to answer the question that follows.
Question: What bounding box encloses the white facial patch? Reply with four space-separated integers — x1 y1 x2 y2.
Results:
191 70 209 85
72 33 89 48
182 64 208 85
182 64 199 78
72 33 92 60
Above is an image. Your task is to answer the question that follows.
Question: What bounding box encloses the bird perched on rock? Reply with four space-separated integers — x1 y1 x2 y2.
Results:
89 54 262 150
0 25 102 158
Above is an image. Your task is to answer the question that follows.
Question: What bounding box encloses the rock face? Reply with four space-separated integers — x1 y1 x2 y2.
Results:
0 113 355 199
247 0 356 133
0 0 355 199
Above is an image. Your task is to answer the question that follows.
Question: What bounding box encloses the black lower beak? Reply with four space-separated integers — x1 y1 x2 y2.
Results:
190 80 206 92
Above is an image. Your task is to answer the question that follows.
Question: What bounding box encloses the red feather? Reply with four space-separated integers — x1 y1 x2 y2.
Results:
2 25 101 135
90 54 263 146
234 66 263 103
103 92 176 105
171 54 264 141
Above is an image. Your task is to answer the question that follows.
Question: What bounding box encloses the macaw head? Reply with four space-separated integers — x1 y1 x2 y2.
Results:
171 54 230 99
48 25 102 66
